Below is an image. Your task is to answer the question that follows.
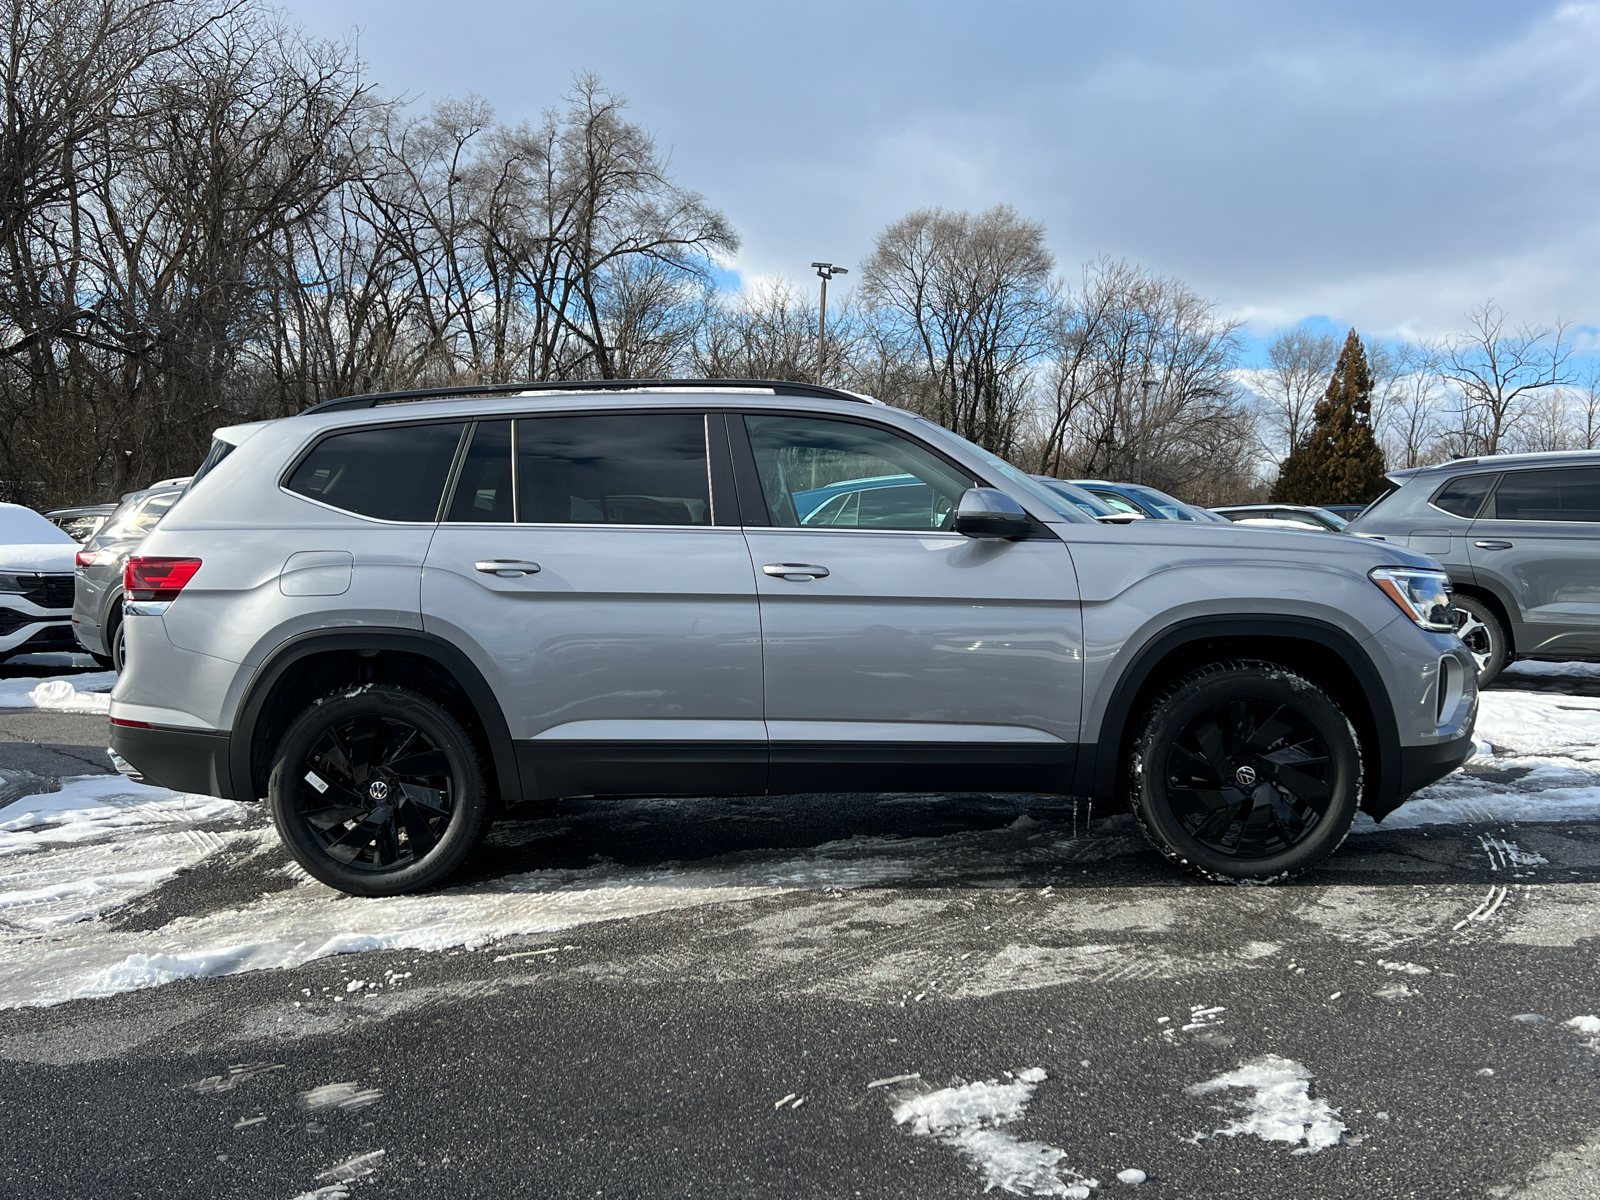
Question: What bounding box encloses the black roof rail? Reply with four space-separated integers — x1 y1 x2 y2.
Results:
297 378 878 417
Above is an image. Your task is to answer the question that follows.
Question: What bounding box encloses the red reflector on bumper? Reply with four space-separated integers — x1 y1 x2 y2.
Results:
110 717 152 729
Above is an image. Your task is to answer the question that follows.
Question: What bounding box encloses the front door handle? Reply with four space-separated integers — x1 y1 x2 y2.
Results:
762 563 830 581
1473 540 1513 550
475 559 541 577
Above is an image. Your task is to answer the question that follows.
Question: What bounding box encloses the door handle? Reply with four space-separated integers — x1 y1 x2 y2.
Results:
475 559 541 577
762 563 830 581
1473 540 1513 550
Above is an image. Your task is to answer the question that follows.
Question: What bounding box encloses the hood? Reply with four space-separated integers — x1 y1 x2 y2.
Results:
1123 521 1442 570
0 543 80 573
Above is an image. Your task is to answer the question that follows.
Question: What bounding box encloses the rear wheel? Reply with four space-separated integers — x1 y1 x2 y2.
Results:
1451 594 1507 686
108 615 126 673
268 684 491 896
1128 660 1362 882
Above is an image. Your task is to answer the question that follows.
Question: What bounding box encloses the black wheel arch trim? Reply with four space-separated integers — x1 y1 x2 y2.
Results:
230 628 523 807
1075 614 1404 817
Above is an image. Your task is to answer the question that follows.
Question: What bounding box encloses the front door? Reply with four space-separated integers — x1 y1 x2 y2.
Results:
422 411 764 799
1468 464 1600 655
732 412 1083 793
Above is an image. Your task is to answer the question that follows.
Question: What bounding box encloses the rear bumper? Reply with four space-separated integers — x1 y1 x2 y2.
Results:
110 722 238 799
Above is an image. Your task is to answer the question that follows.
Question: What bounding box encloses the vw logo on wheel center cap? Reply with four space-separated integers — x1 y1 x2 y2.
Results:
1234 765 1258 788
367 779 391 802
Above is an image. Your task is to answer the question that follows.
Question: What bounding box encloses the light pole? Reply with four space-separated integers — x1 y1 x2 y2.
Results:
1135 373 1154 484
811 262 847 385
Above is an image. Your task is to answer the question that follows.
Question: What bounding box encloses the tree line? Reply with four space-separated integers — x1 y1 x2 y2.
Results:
1 0 1587 511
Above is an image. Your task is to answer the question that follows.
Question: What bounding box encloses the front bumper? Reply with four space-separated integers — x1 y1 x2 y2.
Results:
1367 727 1478 820
110 722 236 798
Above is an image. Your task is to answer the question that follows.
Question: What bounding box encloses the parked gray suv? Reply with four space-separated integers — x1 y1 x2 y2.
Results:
109 380 1478 895
72 484 187 670
1346 450 1600 686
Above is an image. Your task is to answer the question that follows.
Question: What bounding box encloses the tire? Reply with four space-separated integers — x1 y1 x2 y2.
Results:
1451 594 1508 687
268 683 492 896
1128 660 1362 882
90 653 114 670
109 616 126 673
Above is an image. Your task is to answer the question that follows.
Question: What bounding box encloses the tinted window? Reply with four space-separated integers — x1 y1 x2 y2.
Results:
744 415 974 530
1431 473 1495 519
134 493 177 533
447 421 513 522
1090 490 1146 516
287 423 465 522
517 414 709 525
1490 467 1600 522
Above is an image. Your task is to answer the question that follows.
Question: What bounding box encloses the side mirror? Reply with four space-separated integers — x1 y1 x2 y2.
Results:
953 488 1033 539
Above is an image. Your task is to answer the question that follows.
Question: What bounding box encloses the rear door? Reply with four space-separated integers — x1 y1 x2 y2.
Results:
421 410 764 799
733 412 1083 793
1467 465 1600 654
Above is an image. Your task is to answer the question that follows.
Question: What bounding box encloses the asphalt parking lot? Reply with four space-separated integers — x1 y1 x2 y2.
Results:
0 660 1597 1200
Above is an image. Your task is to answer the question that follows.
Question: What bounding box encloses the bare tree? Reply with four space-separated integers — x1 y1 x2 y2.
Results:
1252 327 1339 461
1370 341 1443 469
1439 301 1575 456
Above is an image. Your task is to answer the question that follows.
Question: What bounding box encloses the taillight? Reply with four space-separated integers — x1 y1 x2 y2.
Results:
124 557 202 601
75 550 96 569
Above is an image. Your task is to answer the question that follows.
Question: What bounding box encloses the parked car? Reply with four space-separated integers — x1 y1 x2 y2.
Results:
1213 504 1349 532
72 484 187 669
1030 476 1145 523
45 503 119 543
0 503 80 660
1072 480 1229 522
109 379 1476 895
1347 450 1600 685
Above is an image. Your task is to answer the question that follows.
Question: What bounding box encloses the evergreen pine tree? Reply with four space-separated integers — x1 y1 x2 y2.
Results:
1271 328 1389 505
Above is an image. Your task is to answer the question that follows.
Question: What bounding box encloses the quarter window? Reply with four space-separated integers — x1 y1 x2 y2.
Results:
287 422 466 522
1489 467 1600 522
1430 474 1496 519
743 415 974 530
516 414 710 525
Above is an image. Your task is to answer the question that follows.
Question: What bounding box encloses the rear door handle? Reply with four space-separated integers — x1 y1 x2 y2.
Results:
475 559 541 576
1473 540 1513 550
762 563 830 581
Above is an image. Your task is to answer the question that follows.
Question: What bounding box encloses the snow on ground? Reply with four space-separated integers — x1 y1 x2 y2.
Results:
889 1068 1097 1197
0 672 116 713
1186 1055 1347 1154
1503 660 1600 679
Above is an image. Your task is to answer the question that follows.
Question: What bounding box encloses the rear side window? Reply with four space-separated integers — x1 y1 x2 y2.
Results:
1489 467 1600 522
1430 474 1496 519
287 423 465 522
447 421 514 522
517 413 710 525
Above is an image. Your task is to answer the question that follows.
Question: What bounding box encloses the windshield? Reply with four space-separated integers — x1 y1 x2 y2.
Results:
87 490 180 548
1122 484 1210 521
1309 508 1349 530
1035 478 1118 518
914 421 1092 521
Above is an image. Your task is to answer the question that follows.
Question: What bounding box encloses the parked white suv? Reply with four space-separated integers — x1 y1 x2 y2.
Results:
110 381 1478 894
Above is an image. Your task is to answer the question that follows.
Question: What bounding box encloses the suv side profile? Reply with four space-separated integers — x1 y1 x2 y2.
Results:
110 380 1477 896
1346 450 1600 685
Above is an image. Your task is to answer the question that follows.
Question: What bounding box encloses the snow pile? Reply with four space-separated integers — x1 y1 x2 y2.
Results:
1187 1055 1347 1154
1474 690 1600 759
0 671 116 711
0 773 251 929
891 1068 1097 1197
1503 660 1600 679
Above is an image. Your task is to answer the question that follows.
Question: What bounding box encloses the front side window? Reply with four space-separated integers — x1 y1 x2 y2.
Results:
287 422 465 522
1430 473 1496 519
517 413 710 525
1490 467 1600 522
744 415 974 530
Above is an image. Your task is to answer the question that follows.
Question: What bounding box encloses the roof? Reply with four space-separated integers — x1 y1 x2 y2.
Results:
1390 448 1600 484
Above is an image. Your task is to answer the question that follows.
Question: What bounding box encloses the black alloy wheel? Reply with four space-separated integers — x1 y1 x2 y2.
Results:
1129 660 1362 881
269 684 491 895
1450 594 1507 686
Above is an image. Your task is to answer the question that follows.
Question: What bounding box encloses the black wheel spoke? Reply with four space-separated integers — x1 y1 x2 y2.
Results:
399 781 448 813
1242 704 1294 752
325 804 391 864
387 749 450 778
397 800 439 856
1191 714 1233 781
1271 763 1331 804
346 714 381 783
303 803 365 831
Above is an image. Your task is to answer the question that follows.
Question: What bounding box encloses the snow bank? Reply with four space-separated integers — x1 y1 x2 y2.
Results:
1187 1055 1346 1154
1503 660 1600 679
0 671 117 712
891 1069 1097 1197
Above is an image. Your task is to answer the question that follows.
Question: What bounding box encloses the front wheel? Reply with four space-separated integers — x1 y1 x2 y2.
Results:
1451 594 1507 686
268 684 491 896
1129 661 1362 882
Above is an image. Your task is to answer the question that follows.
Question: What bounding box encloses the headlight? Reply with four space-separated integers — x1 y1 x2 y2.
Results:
1370 567 1454 632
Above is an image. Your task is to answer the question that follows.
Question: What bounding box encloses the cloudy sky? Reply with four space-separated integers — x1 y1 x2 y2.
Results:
280 0 1599 354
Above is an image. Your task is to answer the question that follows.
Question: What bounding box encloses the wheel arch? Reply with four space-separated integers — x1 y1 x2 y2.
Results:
1075 615 1403 819
230 629 524 809
1448 580 1517 657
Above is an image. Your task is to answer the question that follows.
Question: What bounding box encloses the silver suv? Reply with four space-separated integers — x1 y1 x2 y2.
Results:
1347 450 1600 685
109 381 1479 895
